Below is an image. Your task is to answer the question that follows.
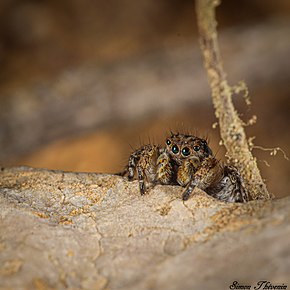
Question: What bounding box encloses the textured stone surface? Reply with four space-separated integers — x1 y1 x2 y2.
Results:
0 167 290 290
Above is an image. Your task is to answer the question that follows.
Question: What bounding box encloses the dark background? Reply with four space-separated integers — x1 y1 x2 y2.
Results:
0 0 289 197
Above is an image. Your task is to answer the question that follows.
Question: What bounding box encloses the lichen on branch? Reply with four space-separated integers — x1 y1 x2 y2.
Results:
195 0 271 200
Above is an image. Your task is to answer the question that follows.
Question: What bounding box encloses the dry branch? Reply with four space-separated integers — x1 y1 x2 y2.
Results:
195 0 271 200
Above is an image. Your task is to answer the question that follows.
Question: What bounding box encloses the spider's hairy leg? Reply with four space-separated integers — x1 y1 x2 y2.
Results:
119 151 139 180
182 180 197 201
137 165 146 195
156 150 173 184
121 144 161 195
127 153 138 180
136 144 160 195
182 156 223 201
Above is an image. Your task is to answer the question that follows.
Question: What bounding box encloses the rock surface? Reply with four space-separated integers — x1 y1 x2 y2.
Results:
0 167 290 290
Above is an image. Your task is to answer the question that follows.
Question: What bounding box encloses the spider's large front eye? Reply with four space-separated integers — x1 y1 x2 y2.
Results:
172 145 179 154
193 145 200 152
182 147 190 156
166 139 171 146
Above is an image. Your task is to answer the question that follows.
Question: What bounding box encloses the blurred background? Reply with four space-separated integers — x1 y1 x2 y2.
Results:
0 0 289 197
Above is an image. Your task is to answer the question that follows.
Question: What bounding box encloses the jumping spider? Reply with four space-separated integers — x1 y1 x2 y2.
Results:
120 133 249 203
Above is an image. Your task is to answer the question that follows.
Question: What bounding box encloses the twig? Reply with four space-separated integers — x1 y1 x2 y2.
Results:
195 0 272 200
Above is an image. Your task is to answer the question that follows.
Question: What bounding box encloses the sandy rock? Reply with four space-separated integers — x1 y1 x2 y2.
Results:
0 167 290 290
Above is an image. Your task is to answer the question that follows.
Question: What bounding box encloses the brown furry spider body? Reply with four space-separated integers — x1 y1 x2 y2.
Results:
120 133 249 203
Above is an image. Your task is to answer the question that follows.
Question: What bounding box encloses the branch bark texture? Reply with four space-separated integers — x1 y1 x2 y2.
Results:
195 0 271 200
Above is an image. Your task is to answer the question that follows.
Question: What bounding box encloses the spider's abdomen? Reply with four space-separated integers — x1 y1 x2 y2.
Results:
206 165 249 203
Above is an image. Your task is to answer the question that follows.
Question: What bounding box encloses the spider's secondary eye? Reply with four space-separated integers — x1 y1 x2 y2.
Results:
182 147 190 156
193 145 200 151
172 145 179 154
166 139 171 146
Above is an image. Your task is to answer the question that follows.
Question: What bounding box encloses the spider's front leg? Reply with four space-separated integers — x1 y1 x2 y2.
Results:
122 144 161 195
156 150 174 185
119 151 139 180
127 151 140 181
182 156 223 201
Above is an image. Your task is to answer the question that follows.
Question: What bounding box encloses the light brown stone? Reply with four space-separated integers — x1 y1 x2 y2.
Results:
1 167 290 290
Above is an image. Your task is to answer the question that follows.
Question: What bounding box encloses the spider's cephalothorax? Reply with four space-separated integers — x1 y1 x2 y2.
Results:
120 133 249 203
163 133 213 185
164 133 213 166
